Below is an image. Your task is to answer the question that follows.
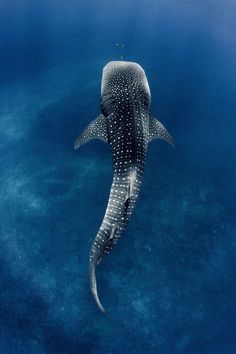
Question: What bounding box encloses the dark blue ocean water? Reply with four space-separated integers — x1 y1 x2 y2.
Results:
0 1 236 353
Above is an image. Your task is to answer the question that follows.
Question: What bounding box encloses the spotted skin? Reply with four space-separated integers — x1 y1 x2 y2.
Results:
74 61 173 313
74 114 108 149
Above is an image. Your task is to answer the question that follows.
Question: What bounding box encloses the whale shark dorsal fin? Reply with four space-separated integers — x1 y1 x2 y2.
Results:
109 224 118 241
74 114 108 149
148 116 175 147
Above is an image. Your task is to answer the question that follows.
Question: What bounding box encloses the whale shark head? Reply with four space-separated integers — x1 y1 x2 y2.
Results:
101 61 151 109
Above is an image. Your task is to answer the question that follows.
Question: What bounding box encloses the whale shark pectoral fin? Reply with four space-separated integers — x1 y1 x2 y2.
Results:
74 114 108 150
148 116 175 147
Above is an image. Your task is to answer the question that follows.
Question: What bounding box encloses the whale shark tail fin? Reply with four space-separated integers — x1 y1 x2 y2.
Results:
148 116 175 147
89 262 106 314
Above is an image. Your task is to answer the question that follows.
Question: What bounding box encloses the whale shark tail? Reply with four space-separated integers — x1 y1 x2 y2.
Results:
89 262 106 314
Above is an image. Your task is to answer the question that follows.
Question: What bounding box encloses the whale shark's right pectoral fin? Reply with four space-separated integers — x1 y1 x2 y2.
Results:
148 116 175 147
74 114 108 149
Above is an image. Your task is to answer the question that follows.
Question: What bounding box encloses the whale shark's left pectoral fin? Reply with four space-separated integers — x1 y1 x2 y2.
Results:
148 116 175 147
74 114 108 149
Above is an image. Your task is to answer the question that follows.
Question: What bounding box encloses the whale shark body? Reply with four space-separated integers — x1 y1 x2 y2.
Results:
74 61 174 313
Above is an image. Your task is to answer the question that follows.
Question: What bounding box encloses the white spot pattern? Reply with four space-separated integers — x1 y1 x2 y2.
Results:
149 116 174 146
75 61 173 270
90 61 151 265
74 114 108 149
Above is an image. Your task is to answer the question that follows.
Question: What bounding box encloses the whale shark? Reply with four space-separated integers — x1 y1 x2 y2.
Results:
74 61 174 313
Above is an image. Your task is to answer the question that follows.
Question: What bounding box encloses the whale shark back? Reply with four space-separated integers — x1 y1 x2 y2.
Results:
74 61 174 313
